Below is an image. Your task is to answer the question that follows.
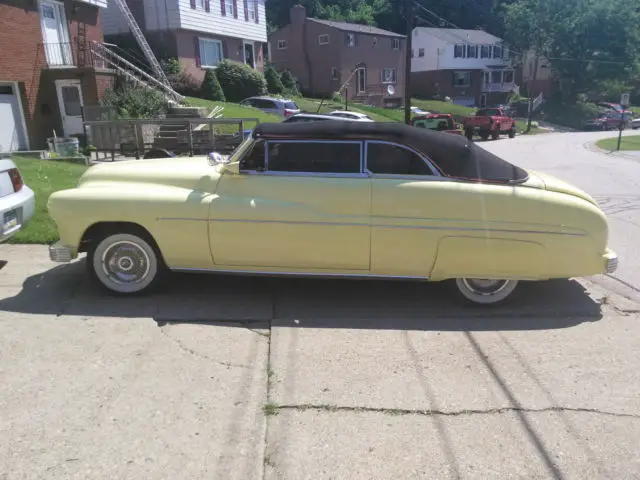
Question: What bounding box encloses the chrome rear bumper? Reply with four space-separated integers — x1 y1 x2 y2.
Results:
49 242 76 263
604 249 618 274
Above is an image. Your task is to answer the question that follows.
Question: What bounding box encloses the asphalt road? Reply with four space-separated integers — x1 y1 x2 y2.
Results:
479 129 640 302
2 132 640 479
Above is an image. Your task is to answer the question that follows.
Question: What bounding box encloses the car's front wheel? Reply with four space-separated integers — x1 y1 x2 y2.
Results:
454 278 518 305
88 232 163 295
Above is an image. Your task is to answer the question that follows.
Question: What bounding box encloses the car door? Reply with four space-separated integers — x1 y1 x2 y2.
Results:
209 138 372 272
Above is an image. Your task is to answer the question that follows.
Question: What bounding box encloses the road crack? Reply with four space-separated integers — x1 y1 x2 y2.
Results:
269 403 640 419
158 326 250 368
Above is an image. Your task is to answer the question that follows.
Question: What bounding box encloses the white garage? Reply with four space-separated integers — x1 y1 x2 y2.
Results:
0 82 28 154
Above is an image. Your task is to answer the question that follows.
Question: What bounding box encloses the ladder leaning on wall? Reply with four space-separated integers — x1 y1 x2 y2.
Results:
111 0 172 92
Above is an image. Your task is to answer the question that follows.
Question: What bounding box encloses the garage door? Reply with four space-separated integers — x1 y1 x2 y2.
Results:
0 84 27 154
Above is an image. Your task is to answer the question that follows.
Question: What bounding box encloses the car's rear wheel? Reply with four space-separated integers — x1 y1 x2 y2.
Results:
454 278 518 305
465 129 473 140
491 127 500 140
508 126 516 138
88 232 164 295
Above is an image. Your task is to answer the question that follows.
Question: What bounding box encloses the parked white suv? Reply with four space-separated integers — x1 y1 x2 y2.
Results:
327 110 374 122
0 158 35 242
239 96 301 118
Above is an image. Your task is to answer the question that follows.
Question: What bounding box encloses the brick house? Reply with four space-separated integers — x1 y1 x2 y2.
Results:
0 0 115 152
411 27 517 108
101 0 267 85
269 5 406 107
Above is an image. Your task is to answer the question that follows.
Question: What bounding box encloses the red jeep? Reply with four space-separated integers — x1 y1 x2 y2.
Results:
411 114 463 135
463 108 516 141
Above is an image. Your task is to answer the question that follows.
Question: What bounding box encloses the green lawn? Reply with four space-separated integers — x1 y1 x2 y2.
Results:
596 135 640 151
8 157 88 244
184 97 280 132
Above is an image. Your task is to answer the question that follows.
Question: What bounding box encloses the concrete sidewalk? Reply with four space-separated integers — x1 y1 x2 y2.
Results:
1 245 639 479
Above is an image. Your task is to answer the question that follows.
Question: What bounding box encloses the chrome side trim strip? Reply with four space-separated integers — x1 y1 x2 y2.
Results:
170 267 428 280
206 217 586 236
158 217 208 222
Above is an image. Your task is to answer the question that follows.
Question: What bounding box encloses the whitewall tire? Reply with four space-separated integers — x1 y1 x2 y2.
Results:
90 233 161 295
454 278 518 305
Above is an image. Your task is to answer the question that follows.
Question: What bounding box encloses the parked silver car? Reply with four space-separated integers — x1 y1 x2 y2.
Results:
0 158 35 242
239 96 301 118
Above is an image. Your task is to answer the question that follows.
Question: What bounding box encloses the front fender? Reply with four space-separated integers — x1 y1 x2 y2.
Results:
48 182 216 269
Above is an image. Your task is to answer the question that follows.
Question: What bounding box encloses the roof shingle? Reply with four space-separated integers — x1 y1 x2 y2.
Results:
308 18 405 38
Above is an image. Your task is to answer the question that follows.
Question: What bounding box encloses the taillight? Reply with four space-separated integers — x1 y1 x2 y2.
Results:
8 168 23 192
284 109 293 117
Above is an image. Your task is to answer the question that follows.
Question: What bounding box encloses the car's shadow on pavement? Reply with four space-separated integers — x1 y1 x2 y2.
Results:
0 260 603 331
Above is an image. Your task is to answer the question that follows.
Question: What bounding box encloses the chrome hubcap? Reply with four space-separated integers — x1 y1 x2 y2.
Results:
462 278 510 296
102 241 150 285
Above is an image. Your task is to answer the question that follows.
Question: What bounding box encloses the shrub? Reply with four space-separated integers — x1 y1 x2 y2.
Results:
101 77 169 118
264 63 285 95
215 60 267 102
280 69 299 95
160 57 181 75
165 71 200 97
200 69 225 101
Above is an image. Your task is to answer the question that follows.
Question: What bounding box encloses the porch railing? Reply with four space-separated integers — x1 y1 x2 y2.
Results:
41 41 105 69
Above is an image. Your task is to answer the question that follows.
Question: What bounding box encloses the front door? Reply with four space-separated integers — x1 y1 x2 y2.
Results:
209 139 371 271
356 68 366 94
40 0 73 66
480 93 487 108
55 80 84 136
243 42 255 69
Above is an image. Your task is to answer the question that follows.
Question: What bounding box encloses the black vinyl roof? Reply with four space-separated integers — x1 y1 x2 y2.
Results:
252 121 529 183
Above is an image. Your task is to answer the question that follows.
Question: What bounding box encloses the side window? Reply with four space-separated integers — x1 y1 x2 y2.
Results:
366 142 433 176
240 140 265 171
266 141 361 174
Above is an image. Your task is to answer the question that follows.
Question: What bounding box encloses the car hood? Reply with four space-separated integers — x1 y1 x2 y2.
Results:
78 156 221 190
526 170 598 207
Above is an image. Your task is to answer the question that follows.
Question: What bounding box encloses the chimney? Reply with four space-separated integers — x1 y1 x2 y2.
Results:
290 4 306 25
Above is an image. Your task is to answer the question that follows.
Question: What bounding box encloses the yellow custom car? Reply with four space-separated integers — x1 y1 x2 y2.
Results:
47 121 618 305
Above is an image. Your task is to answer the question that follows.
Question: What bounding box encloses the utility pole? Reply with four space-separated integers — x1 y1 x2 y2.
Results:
404 0 414 125
526 51 540 133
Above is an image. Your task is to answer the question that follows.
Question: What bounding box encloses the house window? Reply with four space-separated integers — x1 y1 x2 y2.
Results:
346 33 356 47
381 68 396 84
266 141 362 174
453 71 471 87
491 70 502 84
248 0 256 20
318 34 329 45
197 0 205 7
392 38 400 50
366 142 433 176
483 71 490 85
418 48 425 57
331 67 338 80
198 38 223 68
41 5 55 18
225 0 234 16
277 39 287 50
454 44 465 58
503 70 514 83
466 45 478 58
493 45 502 58
480 45 490 58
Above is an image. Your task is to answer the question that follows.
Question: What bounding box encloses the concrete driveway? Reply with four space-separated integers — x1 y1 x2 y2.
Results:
1 243 640 479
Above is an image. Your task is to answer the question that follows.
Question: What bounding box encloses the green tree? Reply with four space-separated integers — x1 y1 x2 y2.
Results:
264 63 285 94
200 69 226 101
279 69 299 95
503 0 640 100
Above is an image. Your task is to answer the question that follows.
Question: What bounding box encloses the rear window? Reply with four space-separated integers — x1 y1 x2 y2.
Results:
476 109 501 117
284 102 298 110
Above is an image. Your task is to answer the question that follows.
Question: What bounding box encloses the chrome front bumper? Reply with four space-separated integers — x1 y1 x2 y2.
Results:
604 249 618 274
49 242 76 263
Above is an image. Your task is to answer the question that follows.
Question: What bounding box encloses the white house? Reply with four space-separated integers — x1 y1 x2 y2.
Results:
102 0 268 83
411 27 517 107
